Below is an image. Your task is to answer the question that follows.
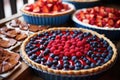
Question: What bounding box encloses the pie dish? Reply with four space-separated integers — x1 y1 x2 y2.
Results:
21 0 75 26
72 6 120 40
21 27 117 80
63 0 100 9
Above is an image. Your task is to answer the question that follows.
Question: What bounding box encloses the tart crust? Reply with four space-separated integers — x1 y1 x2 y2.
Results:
21 2 75 17
21 27 117 75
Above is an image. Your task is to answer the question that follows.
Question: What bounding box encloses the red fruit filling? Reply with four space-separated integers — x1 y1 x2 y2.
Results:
76 6 120 28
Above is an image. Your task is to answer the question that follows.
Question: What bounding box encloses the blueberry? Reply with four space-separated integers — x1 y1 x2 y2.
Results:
84 32 90 37
32 48 39 53
91 54 95 58
84 65 89 69
50 53 55 58
69 65 74 70
104 58 109 63
43 41 49 46
65 32 70 36
53 60 58 65
58 33 62 36
51 65 56 69
63 60 69 65
72 34 77 38
27 51 33 56
93 57 98 61
56 30 61 34
99 38 104 42
63 56 69 60
41 58 46 62
25 49 30 53
96 53 100 57
54 56 59 60
29 45 36 50
73 30 79 34
75 67 80 70
38 33 43 37
29 54 37 60
101 53 107 58
57 64 62 69
72 56 77 61
41 38 47 41
37 55 43 59
92 35 97 40
39 45 45 50
26 43 31 48
87 50 93 56
86 60 91 65
74 59 79 63
83 57 87 61
46 61 53 67
43 48 50 55
75 62 81 67
108 50 113 54
90 63 95 68
63 64 69 68
96 60 102 66
35 59 41 63
93 48 98 51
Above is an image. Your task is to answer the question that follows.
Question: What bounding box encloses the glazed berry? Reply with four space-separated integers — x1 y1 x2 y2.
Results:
63 56 69 60
57 64 62 69
53 60 58 65
63 64 69 68
69 65 74 70
96 60 102 66
75 67 80 70
39 45 45 50
30 54 37 60
51 65 56 69
27 51 33 56
41 58 46 62
54 56 60 60
63 60 69 65
43 48 50 55
46 61 53 67
84 65 89 69
75 62 81 67
72 56 77 61
50 53 55 58
35 59 41 63
90 63 95 68
38 33 43 37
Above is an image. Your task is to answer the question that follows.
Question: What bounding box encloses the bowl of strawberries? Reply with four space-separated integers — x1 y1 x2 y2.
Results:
72 6 120 40
21 0 75 26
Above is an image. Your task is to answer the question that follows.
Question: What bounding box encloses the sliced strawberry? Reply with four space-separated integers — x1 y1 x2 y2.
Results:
33 7 40 13
53 5 60 12
42 5 49 13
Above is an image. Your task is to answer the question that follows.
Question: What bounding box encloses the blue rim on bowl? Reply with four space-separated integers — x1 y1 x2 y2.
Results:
72 9 120 40
21 2 76 26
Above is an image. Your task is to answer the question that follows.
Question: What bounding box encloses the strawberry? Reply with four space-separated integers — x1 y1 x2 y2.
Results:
42 5 49 13
53 5 60 12
33 7 40 13
25 4 34 11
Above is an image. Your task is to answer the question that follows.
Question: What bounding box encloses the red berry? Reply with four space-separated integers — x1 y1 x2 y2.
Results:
56 35 61 40
54 50 60 55
76 52 82 57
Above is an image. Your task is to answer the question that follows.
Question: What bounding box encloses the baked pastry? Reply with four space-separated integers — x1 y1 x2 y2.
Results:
0 38 17 48
21 0 75 25
29 25 49 32
15 33 28 41
0 48 20 74
63 0 100 9
21 28 117 80
72 6 120 40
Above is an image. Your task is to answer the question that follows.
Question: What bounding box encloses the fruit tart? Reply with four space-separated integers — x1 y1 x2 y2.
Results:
21 27 117 80
21 0 75 26
72 6 120 40
63 0 100 9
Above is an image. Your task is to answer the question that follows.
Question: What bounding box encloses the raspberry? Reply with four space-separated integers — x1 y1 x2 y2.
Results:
76 52 82 57
70 45 75 49
77 41 83 47
54 50 60 55
75 47 80 52
58 46 63 50
70 49 75 53
50 47 56 52
35 51 41 56
64 52 70 56
56 35 61 40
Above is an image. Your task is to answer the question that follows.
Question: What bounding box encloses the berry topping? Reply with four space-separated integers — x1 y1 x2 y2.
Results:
25 29 114 71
